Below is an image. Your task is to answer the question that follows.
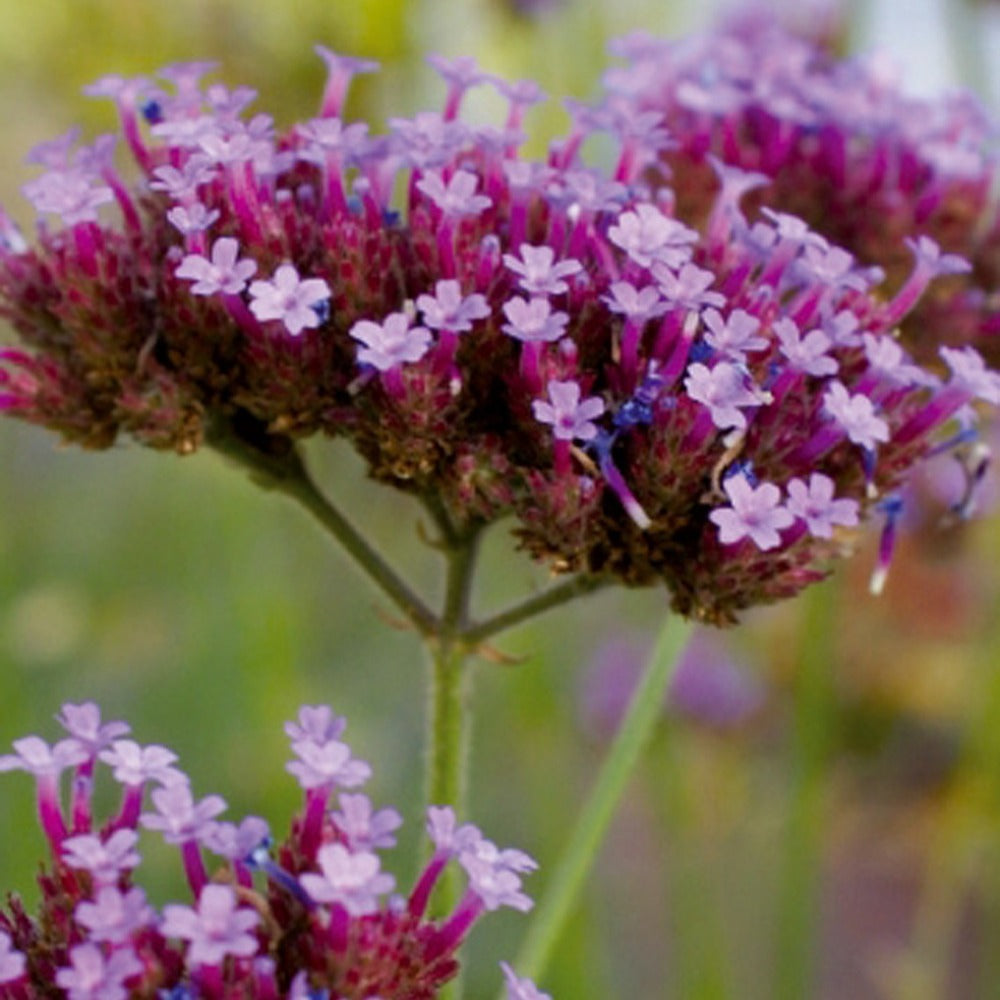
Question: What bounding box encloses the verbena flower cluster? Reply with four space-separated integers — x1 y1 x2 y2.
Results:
0 42 997 621
602 12 1000 365
0 703 546 1000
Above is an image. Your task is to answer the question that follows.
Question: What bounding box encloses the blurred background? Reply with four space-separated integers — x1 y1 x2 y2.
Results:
1 0 999 997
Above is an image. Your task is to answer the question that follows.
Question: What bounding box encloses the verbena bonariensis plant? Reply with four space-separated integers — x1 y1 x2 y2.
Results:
0 48 995 623
1 32 999 997
0 702 547 1000
599 12 1000 367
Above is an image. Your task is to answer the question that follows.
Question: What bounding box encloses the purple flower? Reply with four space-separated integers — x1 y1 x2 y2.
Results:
286 738 371 790
822 381 890 451
459 839 536 912
683 362 764 431
709 473 794 550
426 806 483 856
602 281 667 322
54 943 141 1000
416 169 492 216
248 264 332 335
26 128 82 169
349 312 433 371
22 170 114 226
941 346 1000 405
532 379 605 442
284 705 347 745
55 702 130 756
906 235 971 279
503 244 583 296
608 204 697 269
140 782 227 844
701 308 767 362
501 297 569 343
652 261 725 309
175 237 258 296
201 815 271 861
299 843 395 914
332 793 402 851
774 318 838 377
501 963 551 1000
98 739 185 787
149 159 217 201
416 280 490 332
75 885 154 943
785 473 860 539
0 735 87 776
0 932 25 985
161 884 260 967
166 202 221 236
61 829 141 884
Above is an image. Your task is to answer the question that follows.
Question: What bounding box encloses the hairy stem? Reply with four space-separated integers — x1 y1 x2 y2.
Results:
207 417 437 636
461 573 612 647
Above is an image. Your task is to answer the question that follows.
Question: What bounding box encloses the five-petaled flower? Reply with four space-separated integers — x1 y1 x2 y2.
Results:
248 263 332 335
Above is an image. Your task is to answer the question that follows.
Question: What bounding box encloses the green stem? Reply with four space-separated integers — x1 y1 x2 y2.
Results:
206 418 437 636
428 526 482 821
461 574 612 647
511 613 695 986
774 580 838 1000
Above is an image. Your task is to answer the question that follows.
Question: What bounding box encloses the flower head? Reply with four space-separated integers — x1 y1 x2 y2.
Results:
0 40 995 622
1 704 539 999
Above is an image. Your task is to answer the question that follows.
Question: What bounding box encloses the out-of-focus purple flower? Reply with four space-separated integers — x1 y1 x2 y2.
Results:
22 170 114 226
0 736 88 776
75 885 155 943
200 816 269 865
140 783 227 844
579 631 766 738
98 739 185 787
501 962 552 1000
61 829 141 884
286 737 371 790
0 932 26 984
416 168 492 216
55 943 142 1000
55 702 130 756
332 793 402 851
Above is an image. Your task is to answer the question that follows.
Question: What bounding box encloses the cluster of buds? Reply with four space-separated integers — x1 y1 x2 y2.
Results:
600 12 1000 365
0 43 997 622
0 703 545 999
